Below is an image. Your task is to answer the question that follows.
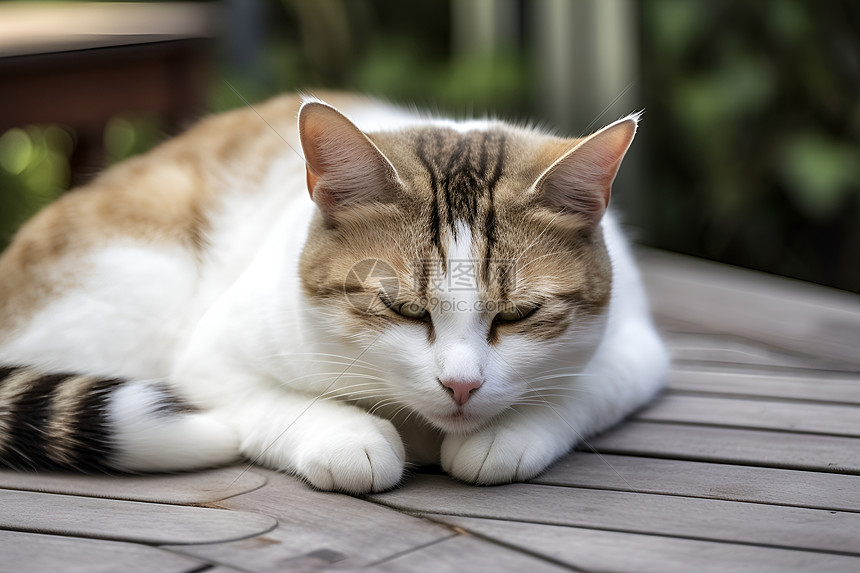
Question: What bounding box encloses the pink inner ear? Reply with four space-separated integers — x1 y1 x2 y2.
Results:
298 101 397 217
537 117 638 223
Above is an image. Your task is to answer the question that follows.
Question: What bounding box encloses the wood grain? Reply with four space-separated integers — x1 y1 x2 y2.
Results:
0 490 276 544
437 516 860 573
636 394 860 437
590 421 860 473
667 368 860 404
0 530 205 573
0 466 266 504
170 469 454 571
534 453 860 511
664 333 829 370
638 249 860 369
369 474 860 554
370 532 575 573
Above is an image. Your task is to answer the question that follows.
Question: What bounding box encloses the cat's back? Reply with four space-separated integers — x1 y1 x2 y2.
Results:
0 92 391 375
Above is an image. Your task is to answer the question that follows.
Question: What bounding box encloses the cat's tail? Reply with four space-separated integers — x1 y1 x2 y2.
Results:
0 365 240 472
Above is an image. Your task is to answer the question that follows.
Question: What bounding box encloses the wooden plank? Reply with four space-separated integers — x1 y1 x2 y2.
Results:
590 421 860 473
0 489 275 544
668 368 860 405
0 466 266 504
0 530 205 573
636 394 860 437
437 516 860 573
664 333 836 370
534 453 860 511
368 475 860 554
369 533 574 573
638 249 860 369
170 469 454 571
0 2 216 56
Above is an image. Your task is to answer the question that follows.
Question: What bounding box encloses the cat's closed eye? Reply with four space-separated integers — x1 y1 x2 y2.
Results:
390 301 429 320
495 304 539 323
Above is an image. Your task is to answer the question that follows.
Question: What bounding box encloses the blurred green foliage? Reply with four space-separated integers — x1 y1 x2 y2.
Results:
640 0 860 292
0 126 71 248
212 0 528 117
0 115 162 250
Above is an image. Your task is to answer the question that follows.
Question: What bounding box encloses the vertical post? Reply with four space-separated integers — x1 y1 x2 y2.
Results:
452 0 518 58
531 0 642 221
532 0 637 133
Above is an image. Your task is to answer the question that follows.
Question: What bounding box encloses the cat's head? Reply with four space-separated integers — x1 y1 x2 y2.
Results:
297 98 638 434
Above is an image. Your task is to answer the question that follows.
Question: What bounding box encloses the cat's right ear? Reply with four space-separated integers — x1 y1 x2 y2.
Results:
533 113 640 226
298 101 398 219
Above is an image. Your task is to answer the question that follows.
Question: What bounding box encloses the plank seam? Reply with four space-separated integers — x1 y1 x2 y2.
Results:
661 388 860 407
407 511 860 559
433 515 860 560
398 512 589 572
525 481 860 514
627 418 860 441
580 446 860 477
670 359 860 376
362 531 459 568
670 366 860 383
157 545 253 573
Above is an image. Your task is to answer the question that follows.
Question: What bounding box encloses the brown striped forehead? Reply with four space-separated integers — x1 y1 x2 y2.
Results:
371 126 543 263
412 128 506 242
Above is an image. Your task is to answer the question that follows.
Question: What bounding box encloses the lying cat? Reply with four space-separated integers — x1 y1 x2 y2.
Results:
0 93 667 493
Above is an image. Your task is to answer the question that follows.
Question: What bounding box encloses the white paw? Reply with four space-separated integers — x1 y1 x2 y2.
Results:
441 422 562 485
294 416 405 494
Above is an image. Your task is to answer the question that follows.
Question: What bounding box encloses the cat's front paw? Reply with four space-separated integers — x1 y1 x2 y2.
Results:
441 422 562 485
294 415 405 494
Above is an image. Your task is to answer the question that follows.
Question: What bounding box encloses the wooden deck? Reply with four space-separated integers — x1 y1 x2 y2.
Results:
3 249 859 573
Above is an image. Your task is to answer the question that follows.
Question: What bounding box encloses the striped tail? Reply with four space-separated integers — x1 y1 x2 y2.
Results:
0 365 240 472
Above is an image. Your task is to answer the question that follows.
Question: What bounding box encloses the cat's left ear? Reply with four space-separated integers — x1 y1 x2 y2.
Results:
298 100 399 218
534 113 640 225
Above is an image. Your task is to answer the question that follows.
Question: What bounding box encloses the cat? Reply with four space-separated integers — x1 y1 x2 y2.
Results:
0 93 668 493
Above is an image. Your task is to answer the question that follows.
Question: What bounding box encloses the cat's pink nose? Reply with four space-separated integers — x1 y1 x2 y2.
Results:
439 378 482 406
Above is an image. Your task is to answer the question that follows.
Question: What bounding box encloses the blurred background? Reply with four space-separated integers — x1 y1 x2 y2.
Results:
1 0 858 292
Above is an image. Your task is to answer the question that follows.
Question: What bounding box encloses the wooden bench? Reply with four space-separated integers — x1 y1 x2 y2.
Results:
2 249 858 572
0 2 215 185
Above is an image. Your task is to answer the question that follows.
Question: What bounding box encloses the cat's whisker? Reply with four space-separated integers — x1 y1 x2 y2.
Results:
529 373 593 383
320 389 388 402
282 372 388 386
268 358 386 375
523 383 600 395
531 364 590 373
523 386 587 395
323 393 391 405
368 399 402 416
388 403 416 423
261 352 382 371
401 408 422 426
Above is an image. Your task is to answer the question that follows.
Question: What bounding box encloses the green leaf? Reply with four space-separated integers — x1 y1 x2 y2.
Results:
778 132 859 219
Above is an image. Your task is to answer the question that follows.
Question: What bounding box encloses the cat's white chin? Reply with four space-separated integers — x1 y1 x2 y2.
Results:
421 409 493 434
